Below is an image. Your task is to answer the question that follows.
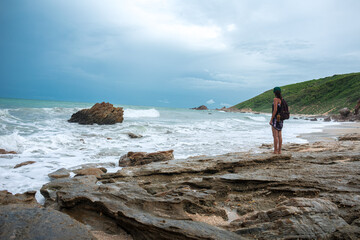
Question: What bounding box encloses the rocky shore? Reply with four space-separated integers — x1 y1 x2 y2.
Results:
2 130 360 239
218 100 360 123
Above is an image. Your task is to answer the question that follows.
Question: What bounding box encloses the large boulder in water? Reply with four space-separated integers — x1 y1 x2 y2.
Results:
68 102 124 125
119 150 174 167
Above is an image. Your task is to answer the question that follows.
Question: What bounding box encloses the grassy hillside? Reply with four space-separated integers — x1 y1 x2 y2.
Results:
233 73 360 114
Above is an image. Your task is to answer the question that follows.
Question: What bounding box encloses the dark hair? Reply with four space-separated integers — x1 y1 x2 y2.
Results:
274 90 282 99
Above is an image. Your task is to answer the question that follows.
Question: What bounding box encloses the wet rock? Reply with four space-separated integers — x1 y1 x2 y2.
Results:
14 161 36 168
119 150 174 167
48 168 70 179
0 190 39 206
324 116 331 122
192 105 208 110
231 198 349 239
310 118 317 121
73 168 104 178
128 132 143 138
0 148 17 154
338 133 360 141
339 107 351 117
0 205 96 240
68 102 124 125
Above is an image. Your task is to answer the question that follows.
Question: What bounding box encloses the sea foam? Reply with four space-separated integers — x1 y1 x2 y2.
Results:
124 108 160 118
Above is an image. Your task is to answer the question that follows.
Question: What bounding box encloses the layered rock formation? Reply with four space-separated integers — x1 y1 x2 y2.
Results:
0 191 95 240
119 150 174 167
38 134 360 239
68 102 124 125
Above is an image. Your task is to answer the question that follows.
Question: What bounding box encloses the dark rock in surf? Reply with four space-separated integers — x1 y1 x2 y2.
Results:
324 116 331 122
128 132 143 138
119 150 174 167
14 161 36 169
68 102 124 125
0 149 17 154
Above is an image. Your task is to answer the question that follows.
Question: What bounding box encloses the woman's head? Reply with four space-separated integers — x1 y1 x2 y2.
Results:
273 87 282 99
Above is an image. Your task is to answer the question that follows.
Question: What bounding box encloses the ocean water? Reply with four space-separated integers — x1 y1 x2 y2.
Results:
0 98 337 202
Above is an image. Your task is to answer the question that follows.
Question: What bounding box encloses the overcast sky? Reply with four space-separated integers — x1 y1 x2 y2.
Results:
1 0 360 108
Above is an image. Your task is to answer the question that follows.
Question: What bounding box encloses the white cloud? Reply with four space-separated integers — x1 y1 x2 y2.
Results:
33 0 360 100
206 99 215 104
226 24 236 32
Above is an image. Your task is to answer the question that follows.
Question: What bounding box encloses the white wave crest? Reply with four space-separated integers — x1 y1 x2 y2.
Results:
248 116 266 122
0 132 26 152
124 108 160 118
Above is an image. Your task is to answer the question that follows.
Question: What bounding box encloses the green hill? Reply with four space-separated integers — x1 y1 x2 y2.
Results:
233 72 360 114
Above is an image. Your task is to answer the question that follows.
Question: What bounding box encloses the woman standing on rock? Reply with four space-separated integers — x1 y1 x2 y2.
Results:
269 87 283 154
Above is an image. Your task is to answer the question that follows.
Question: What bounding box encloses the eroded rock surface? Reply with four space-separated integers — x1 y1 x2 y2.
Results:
119 150 174 167
229 198 349 239
0 191 95 240
49 168 70 179
0 205 96 240
40 136 360 239
68 102 124 125
0 190 39 206
73 167 105 178
338 133 360 141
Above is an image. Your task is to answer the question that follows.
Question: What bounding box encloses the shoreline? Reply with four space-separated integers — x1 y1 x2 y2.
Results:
2 121 360 239
299 121 360 143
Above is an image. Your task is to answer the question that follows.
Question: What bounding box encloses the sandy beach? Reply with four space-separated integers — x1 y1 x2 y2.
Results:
300 121 360 142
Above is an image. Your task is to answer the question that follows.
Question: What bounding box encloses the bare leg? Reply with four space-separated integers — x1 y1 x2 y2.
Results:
271 127 278 154
278 130 282 154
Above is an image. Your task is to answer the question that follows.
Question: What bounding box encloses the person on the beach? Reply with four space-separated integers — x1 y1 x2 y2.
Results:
269 87 283 154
